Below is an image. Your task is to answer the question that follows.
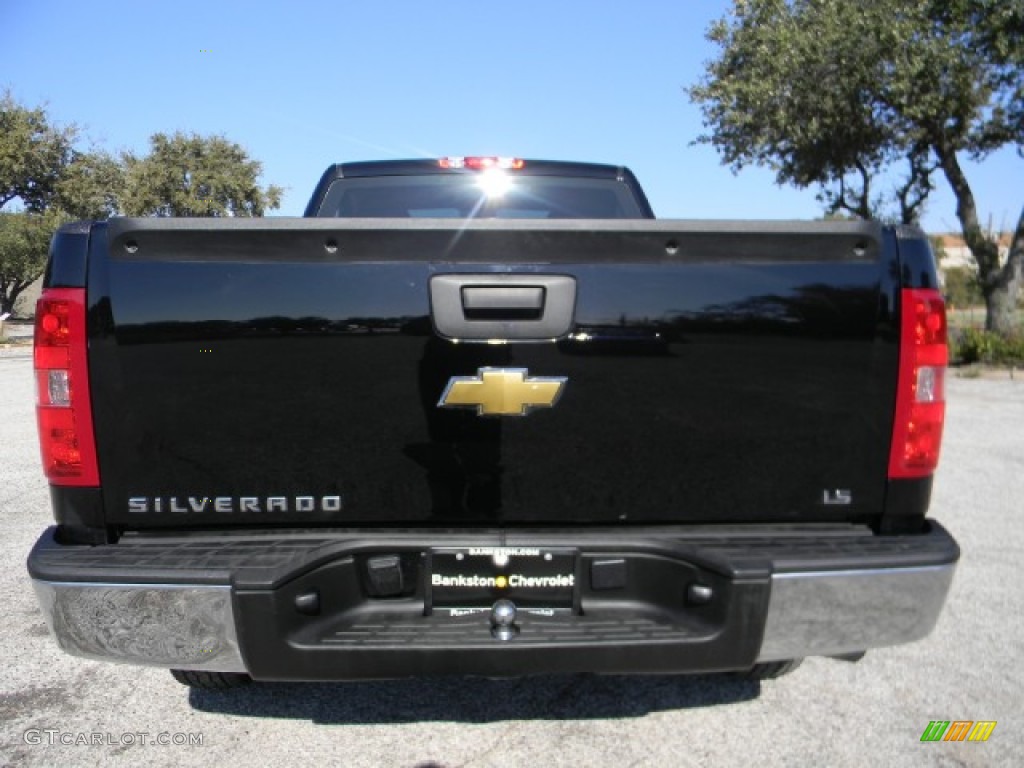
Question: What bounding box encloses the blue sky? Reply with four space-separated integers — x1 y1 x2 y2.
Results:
1 0 1020 232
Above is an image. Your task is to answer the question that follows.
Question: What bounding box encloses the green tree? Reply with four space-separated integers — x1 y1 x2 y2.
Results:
689 0 1024 333
0 91 76 213
0 211 63 315
122 132 282 217
1 92 124 315
54 148 125 220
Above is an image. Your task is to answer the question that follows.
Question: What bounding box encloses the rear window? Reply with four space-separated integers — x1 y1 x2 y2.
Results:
317 174 644 219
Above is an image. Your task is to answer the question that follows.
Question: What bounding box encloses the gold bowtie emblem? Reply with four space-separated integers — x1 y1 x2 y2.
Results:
438 368 567 416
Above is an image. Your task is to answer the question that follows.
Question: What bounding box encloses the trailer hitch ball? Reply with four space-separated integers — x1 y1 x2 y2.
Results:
490 599 519 641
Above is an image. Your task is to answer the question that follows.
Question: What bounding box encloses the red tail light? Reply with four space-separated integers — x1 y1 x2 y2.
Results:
34 288 99 486
438 157 525 170
888 288 948 479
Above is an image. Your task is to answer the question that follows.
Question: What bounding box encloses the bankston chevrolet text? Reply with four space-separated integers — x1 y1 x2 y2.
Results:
26 157 958 689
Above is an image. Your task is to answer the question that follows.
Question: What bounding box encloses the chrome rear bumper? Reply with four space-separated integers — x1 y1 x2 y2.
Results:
31 581 246 673
756 564 956 662
28 523 958 676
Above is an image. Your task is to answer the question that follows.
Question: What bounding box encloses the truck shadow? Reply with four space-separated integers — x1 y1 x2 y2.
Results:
187 673 760 724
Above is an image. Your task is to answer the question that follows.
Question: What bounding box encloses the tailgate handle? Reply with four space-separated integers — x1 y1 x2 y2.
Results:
430 274 577 341
461 286 545 320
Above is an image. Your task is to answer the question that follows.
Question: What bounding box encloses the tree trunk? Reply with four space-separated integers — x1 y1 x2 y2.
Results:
985 283 1019 333
0 281 30 318
985 207 1024 335
935 145 1019 332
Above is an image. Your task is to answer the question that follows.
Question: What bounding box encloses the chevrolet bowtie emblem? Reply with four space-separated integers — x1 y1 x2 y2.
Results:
438 368 567 416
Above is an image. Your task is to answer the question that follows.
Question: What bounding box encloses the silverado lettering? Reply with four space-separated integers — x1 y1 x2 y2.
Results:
27 156 959 691
127 496 343 514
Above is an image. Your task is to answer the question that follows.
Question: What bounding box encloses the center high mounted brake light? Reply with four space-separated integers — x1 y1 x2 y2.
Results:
438 157 525 170
888 288 948 479
34 287 99 486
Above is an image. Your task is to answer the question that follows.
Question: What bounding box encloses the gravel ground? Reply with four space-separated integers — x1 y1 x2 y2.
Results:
0 347 1020 767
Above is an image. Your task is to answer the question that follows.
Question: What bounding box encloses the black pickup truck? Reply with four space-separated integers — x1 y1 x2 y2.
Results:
27 157 958 689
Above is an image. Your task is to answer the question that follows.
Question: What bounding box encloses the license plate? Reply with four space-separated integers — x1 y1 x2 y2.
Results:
428 547 576 611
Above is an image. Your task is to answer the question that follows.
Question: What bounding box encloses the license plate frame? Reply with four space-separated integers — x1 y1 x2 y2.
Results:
426 547 578 614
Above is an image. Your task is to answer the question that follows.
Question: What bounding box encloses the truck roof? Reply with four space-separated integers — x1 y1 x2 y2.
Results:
332 158 629 179
304 158 652 217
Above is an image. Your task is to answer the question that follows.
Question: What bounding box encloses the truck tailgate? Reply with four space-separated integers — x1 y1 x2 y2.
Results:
88 218 894 529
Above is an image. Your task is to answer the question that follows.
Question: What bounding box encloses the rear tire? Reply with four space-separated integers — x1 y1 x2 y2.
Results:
170 669 252 690
743 658 804 680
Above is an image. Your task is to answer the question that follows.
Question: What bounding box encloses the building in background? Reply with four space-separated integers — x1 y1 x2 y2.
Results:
932 232 1013 270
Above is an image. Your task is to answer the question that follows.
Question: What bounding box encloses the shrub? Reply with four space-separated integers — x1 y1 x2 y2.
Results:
950 328 1024 366
941 267 984 309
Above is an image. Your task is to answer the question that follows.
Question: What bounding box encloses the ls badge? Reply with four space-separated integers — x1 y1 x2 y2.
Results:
438 368 567 416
